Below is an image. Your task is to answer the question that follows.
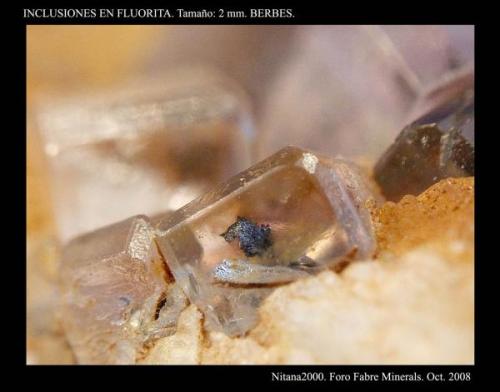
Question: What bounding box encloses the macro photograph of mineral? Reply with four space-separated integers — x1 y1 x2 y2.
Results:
26 25 474 365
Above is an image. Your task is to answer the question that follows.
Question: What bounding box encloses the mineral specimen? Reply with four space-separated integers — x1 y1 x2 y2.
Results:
374 84 474 202
36 69 254 242
194 178 474 365
156 146 377 336
60 215 187 364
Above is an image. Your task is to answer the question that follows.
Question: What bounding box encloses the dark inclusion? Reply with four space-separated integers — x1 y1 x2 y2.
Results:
221 216 273 257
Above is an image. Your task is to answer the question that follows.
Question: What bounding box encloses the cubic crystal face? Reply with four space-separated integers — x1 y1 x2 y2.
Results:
36 69 254 242
374 89 474 202
257 25 470 161
156 147 376 336
60 215 187 364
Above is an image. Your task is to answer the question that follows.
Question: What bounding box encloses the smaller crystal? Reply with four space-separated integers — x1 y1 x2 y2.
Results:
374 88 474 202
156 146 377 336
212 259 311 285
60 215 186 364
36 69 254 242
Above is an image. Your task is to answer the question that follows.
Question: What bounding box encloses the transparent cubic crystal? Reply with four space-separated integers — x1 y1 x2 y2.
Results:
257 25 472 160
156 146 376 336
60 215 187 364
374 76 474 202
36 68 254 242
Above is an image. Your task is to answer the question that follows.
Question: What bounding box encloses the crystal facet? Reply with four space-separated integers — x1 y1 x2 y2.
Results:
60 215 187 364
36 69 254 242
374 86 474 202
257 26 470 160
156 147 377 336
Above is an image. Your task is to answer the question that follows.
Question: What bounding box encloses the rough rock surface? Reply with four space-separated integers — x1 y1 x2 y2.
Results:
27 171 474 364
139 305 203 364
144 177 474 364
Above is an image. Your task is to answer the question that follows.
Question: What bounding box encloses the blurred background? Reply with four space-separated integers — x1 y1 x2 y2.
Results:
26 25 474 364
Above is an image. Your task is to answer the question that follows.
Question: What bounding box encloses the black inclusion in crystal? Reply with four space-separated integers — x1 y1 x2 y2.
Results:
221 216 272 257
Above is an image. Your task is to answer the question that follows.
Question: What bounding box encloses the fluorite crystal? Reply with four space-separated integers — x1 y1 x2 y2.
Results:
374 78 474 202
36 69 254 242
156 146 377 336
257 26 472 160
60 215 187 364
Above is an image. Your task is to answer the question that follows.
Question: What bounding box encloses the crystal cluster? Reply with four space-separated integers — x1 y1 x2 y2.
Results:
155 146 377 336
29 26 475 363
36 69 254 242
60 215 187 364
374 79 474 202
